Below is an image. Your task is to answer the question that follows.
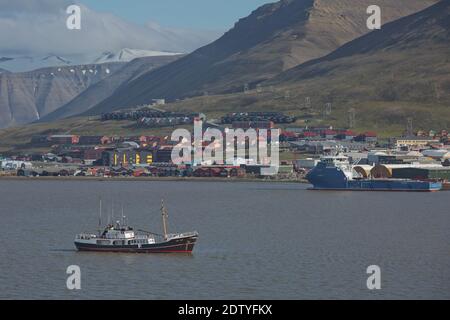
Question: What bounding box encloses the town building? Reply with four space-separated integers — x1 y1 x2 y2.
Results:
78 136 111 145
396 137 440 148
102 148 154 167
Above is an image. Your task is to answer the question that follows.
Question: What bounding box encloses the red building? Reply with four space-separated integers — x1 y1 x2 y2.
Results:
301 132 319 139
323 130 337 139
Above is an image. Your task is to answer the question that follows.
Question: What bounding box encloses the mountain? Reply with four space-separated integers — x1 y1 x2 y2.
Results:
2 1 449 150
0 49 182 73
92 49 181 64
39 55 183 122
263 0 450 128
84 0 437 115
0 62 125 128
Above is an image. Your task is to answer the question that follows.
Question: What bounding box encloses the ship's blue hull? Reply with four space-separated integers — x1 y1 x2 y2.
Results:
306 165 442 192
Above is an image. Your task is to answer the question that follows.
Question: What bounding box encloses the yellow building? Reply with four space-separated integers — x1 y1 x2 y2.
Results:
396 137 439 148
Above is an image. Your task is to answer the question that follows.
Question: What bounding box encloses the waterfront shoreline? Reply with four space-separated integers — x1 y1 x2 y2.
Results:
0 175 309 184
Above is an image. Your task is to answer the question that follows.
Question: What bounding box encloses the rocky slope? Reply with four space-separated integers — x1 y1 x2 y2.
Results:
0 53 183 128
263 0 450 128
0 62 127 128
85 0 437 115
39 55 182 122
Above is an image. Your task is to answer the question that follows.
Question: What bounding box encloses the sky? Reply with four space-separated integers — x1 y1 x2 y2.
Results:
83 0 271 30
0 0 272 69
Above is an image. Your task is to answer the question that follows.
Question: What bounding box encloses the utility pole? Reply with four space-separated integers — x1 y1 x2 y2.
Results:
305 97 311 110
284 90 290 99
325 102 332 115
244 83 249 94
406 117 414 137
348 108 356 129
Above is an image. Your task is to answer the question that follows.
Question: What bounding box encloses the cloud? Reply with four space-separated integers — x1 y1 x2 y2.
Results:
0 0 222 57
0 0 71 15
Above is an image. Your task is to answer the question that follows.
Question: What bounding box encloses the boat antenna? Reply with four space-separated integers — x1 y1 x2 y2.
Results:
111 200 115 225
161 199 169 240
98 197 102 235
121 203 125 226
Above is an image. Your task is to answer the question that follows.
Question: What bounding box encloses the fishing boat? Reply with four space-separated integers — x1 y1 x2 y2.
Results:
74 200 198 253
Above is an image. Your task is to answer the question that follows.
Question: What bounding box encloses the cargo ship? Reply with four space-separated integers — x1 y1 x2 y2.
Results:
74 200 198 253
306 156 442 192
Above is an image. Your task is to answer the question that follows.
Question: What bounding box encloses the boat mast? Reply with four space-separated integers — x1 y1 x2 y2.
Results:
111 200 115 225
121 203 125 226
98 197 102 235
161 199 169 240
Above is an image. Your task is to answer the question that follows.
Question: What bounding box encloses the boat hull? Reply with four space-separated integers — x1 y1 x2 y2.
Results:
74 235 198 253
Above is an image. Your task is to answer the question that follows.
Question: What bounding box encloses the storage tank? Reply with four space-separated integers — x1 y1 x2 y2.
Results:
370 164 413 178
353 165 373 178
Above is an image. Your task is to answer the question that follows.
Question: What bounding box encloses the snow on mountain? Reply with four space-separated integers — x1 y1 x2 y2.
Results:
0 49 182 73
0 54 78 73
92 48 181 64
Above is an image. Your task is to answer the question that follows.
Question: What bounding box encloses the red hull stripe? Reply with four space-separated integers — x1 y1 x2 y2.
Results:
77 248 192 253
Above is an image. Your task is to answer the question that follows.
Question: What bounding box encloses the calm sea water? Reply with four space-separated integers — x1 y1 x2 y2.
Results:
0 179 449 299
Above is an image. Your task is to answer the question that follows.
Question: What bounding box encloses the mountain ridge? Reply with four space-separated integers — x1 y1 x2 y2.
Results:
0 48 183 73
266 0 450 109
83 0 437 116
92 49 182 65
